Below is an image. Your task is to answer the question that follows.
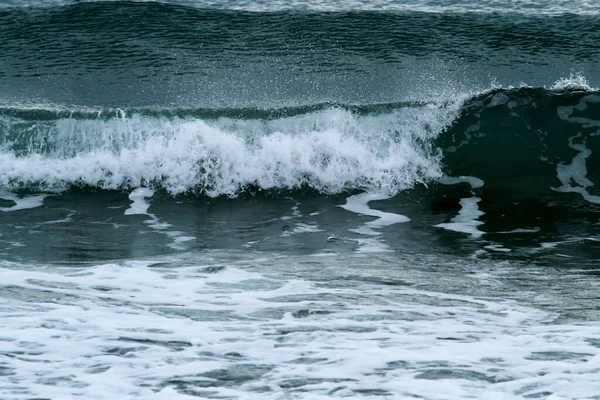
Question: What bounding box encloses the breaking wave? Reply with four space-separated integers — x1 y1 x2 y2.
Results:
2 82 600 200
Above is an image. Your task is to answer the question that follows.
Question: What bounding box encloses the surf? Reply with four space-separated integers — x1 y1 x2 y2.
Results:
1 82 599 202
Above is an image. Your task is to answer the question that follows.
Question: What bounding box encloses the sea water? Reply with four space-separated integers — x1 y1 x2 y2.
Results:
1 1 600 399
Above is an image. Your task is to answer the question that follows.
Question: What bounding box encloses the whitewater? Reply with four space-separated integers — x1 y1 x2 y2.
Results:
2 1 600 399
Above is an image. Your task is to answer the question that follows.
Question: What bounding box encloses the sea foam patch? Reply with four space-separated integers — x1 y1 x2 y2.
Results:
340 192 409 252
124 188 195 250
435 176 486 238
0 190 47 212
0 255 598 400
552 133 600 204
125 187 156 215
435 197 485 238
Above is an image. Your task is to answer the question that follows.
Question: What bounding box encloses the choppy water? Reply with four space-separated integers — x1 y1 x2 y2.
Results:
1 1 600 399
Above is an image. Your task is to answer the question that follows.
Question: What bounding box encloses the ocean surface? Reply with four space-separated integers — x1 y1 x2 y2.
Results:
2 1 600 399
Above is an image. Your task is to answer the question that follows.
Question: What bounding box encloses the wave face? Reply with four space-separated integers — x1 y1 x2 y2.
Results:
2 87 600 200
441 87 600 201
1 1 600 200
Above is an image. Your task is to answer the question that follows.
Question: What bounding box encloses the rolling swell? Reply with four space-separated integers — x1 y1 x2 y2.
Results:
2 86 600 205
2 1 600 106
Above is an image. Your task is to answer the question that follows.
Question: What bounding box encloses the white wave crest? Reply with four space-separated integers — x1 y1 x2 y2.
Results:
550 73 598 91
0 106 459 196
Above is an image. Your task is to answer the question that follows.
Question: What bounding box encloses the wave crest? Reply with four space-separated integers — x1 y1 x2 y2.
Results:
0 106 454 195
2 82 600 197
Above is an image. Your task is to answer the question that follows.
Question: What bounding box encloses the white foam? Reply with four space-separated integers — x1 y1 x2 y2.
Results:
541 242 560 248
166 233 196 250
552 133 600 204
124 187 155 215
281 202 302 221
436 175 486 238
487 92 510 107
340 192 409 252
37 211 75 225
439 175 485 189
0 256 599 400
557 93 600 128
281 223 324 237
436 197 485 238
279 201 325 237
553 95 600 203
0 190 47 212
341 193 410 227
124 188 196 249
0 106 459 196
551 73 598 91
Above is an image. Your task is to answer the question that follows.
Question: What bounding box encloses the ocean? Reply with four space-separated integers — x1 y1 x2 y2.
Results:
1 1 600 399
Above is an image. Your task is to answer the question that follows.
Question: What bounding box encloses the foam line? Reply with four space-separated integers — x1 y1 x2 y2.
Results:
435 175 486 237
340 192 409 252
340 193 410 227
0 190 47 212
435 197 485 238
124 188 195 250
124 188 155 215
438 175 485 189
552 133 600 204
